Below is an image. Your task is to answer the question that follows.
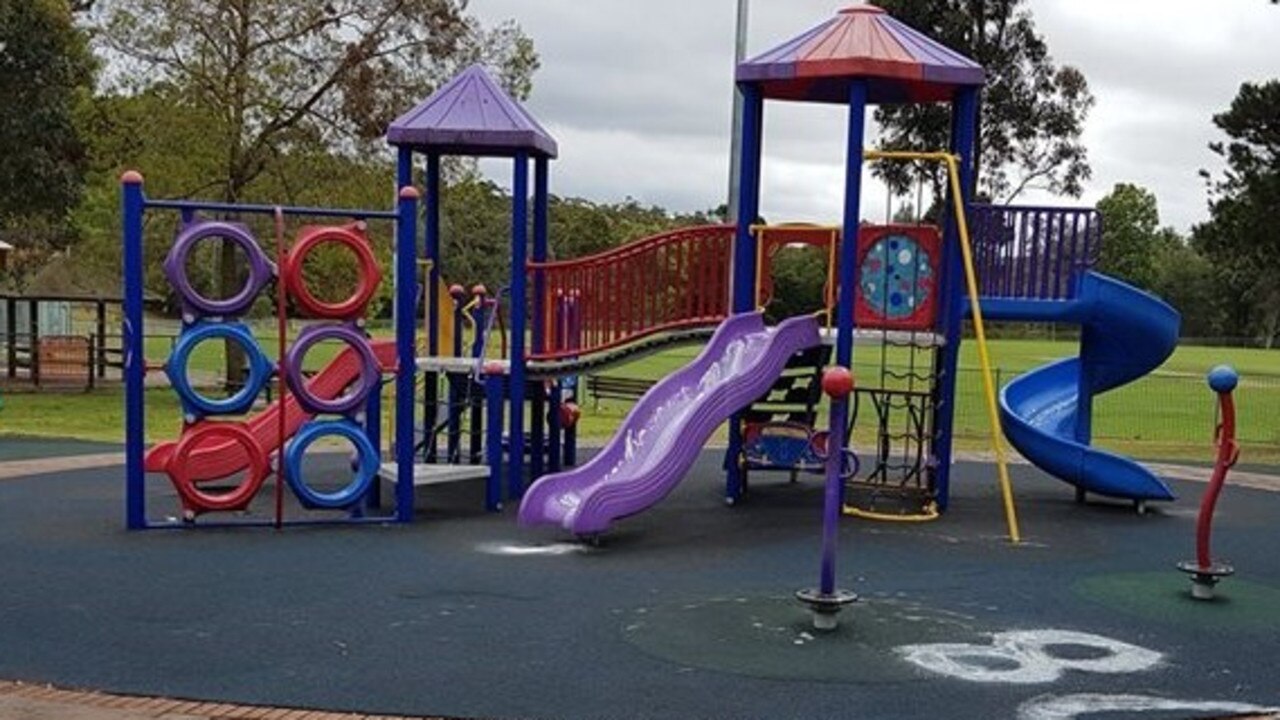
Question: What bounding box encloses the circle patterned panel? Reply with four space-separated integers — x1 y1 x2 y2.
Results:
858 234 934 321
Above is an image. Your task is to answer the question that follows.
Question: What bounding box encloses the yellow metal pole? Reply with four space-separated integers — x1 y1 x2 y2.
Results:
941 155 1022 544
864 149 1023 544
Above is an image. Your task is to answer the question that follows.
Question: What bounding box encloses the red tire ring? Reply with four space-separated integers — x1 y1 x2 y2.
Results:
284 225 383 320
167 422 269 517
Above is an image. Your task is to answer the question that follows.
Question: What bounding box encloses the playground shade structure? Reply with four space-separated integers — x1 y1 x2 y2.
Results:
518 312 821 535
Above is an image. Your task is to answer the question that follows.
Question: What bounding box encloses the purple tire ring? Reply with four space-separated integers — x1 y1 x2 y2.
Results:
163 220 276 318
285 323 379 416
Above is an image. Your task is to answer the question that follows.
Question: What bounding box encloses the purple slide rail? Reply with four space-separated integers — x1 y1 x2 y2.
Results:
518 312 821 536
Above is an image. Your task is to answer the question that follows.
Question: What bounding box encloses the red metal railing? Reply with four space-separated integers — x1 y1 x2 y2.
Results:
528 225 735 360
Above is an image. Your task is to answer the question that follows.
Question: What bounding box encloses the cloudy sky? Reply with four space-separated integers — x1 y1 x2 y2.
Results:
469 1 1279 232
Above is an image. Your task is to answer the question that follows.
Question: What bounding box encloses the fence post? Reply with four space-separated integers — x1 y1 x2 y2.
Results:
29 299 39 387
5 296 14 379
84 333 93 389
96 299 107 379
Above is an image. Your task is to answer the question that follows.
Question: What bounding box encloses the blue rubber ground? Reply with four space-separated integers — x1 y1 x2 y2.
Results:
1 450 1278 719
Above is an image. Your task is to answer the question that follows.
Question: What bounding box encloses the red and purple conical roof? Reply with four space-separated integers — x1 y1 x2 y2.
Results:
737 4 984 105
387 65 558 158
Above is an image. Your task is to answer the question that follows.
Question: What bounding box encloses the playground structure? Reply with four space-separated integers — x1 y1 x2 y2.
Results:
123 179 424 527
122 3 1182 590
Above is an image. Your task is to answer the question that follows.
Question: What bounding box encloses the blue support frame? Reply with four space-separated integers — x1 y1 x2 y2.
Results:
423 153 442 462
485 373 506 511
529 157 550 480
724 83 764 503
929 87 980 511
364 378 383 511
121 170 411 529
394 186 420 522
446 297 465 462
508 153 530 502
122 174 146 530
818 80 868 596
547 382 563 473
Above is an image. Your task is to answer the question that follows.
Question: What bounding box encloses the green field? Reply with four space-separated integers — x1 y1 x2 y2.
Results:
2 336 1277 465
570 338 1279 464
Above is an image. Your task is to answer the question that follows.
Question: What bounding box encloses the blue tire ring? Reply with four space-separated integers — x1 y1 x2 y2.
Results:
285 323 379 415
168 322 273 418
283 419 379 509
163 220 275 318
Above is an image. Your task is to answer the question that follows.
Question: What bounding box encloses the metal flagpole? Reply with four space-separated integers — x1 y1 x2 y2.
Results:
726 0 750 223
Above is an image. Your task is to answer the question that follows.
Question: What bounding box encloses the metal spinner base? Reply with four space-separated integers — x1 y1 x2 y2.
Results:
1177 560 1234 601
795 588 858 631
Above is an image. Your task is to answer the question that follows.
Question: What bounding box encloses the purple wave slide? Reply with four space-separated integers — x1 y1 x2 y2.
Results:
518 312 821 535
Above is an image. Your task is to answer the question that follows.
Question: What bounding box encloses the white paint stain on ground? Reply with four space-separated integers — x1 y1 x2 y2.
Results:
1017 693 1280 720
475 542 588 556
897 629 1163 684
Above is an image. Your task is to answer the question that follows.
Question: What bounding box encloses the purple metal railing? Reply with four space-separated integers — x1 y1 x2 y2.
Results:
969 204 1102 301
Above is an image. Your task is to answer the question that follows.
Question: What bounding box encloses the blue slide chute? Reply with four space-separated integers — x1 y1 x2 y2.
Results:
983 271 1181 501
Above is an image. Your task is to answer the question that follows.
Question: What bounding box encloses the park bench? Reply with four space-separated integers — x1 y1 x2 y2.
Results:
585 374 654 408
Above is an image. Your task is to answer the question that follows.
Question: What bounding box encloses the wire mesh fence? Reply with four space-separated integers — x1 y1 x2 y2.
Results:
949 367 1280 460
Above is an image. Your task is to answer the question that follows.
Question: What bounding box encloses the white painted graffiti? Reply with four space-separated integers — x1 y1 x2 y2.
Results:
474 542 588 556
1017 693 1280 720
896 629 1163 684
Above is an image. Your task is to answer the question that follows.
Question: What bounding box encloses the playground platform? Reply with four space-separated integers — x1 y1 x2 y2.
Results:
1 442 1279 720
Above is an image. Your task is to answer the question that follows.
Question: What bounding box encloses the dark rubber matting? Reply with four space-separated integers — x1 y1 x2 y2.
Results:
1 453 1278 719
0 436 122 462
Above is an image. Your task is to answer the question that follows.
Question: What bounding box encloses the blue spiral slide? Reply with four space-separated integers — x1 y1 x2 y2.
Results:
982 271 1181 502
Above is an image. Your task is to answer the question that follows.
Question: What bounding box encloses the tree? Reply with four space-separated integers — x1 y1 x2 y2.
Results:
873 0 1094 204
0 0 95 282
87 0 538 382
1150 235 1223 339
1095 183 1163 290
1194 81 1280 348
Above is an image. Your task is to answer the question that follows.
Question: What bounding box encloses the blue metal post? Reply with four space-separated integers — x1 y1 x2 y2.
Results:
564 420 577 468
485 373 505 511
508 153 530 501
426 153 441 355
1075 212 1098 446
121 172 146 530
446 295 464 462
820 398 849 593
547 381 563 473
396 148 412 188
423 153 442 462
835 84 867 370
529 157 550 480
394 185 420 522
818 80 868 597
930 87 980 511
547 295 565 473
725 82 764 503
731 83 764 312
365 378 383 510
563 295 578 469
469 297 486 464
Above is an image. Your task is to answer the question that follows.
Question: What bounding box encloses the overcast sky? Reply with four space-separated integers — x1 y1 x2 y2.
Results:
469 1 1279 232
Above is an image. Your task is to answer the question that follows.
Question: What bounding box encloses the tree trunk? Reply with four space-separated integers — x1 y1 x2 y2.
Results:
222 1 252 393
1264 302 1279 350
221 180 247 392
970 0 985 197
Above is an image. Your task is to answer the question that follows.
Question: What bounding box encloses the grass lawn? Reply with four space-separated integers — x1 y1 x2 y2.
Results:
2 336 1276 465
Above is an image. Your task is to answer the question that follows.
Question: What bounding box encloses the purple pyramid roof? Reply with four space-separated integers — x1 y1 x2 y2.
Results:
387 65 558 158
737 4 984 105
